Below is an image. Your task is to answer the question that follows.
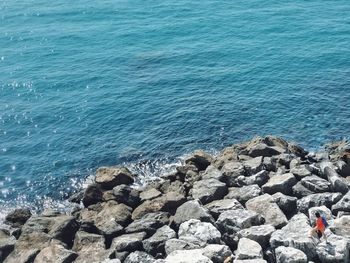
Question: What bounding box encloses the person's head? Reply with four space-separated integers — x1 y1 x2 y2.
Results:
315 212 320 218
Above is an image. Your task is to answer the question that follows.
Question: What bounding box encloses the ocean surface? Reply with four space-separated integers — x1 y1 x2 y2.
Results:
1 0 350 216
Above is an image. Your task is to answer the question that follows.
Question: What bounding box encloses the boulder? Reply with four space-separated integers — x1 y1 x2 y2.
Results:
336 160 350 177
33 244 78 263
221 162 245 186
275 246 307 263
247 143 284 158
290 165 312 180
331 215 350 238
185 150 213 171
143 225 176 256
125 212 170 235
262 173 297 195
297 192 343 214
213 147 239 169
216 209 261 236
300 175 331 193
173 200 214 227
178 219 221 245
0 233 16 262
246 194 288 228
332 191 350 214
224 185 261 205
110 232 146 252
238 170 269 187
132 191 186 220
316 234 350 263
202 166 225 182
48 215 79 247
124 251 155 263
82 184 103 207
235 238 263 260
292 181 315 199
201 244 233 263
272 192 297 217
323 166 349 194
192 179 227 205
165 249 213 263
237 224 276 249
243 157 265 176
270 213 317 260
164 238 202 255
113 184 140 208
96 201 132 227
95 166 134 190
161 180 186 196
204 199 244 218
5 208 32 227
3 249 40 263
140 188 162 201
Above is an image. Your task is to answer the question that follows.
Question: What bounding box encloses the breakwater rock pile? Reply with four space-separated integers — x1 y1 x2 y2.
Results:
1 136 350 263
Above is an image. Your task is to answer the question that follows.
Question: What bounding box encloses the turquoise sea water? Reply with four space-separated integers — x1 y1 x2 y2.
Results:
1 0 350 213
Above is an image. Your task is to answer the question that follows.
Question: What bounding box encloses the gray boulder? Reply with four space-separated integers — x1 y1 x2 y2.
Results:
225 185 261 205
246 194 288 228
300 175 331 193
275 246 307 263
110 232 146 252
235 238 263 260
125 212 170 235
185 150 213 171
124 251 155 263
270 213 317 260
272 192 297 216
178 219 221 245
164 238 202 255
216 209 261 235
332 191 350 214
95 166 134 190
336 160 350 177
237 224 276 249
297 192 343 214
262 173 297 195
165 249 213 263
140 188 162 201
173 200 214 227
33 244 78 263
316 234 350 263
323 165 348 194
204 199 244 218
201 244 233 263
221 162 245 186
292 181 315 199
243 157 265 176
143 225 176 256
290 165 312 180
192 179 227 205
237 170 270 187
331 215 350 238
202 166 225 182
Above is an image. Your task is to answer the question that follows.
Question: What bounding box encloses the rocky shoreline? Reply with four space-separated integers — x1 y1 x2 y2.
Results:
1 136 350 263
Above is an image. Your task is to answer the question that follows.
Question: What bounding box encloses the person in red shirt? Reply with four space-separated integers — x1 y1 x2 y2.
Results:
308 212 327 241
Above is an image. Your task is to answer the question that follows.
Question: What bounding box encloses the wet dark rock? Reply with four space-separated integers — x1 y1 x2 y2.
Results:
82 184 103 207
248 143 284 158
95 166 134 190
5 208 32 228
113 184 140 208
185 150 213 171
